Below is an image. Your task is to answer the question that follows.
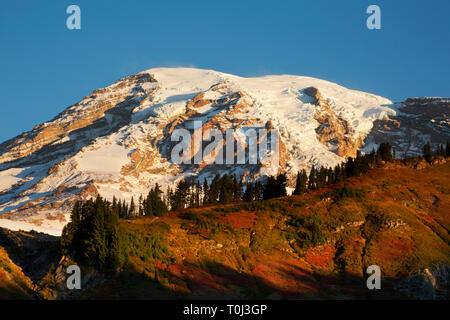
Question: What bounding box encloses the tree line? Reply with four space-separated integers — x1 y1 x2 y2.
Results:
113 183 168 219
60 141 448 270
293 142 393 195
105 141 450 214
423 142 450 162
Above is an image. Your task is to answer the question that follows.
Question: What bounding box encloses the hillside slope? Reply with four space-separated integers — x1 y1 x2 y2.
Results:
2 161 447 300
111 160 450 299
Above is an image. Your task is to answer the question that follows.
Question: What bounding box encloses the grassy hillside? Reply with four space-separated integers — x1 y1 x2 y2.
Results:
80 161 450 299
1 161 449 299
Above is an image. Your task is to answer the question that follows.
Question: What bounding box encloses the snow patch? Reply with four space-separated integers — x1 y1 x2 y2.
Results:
77 142 130 177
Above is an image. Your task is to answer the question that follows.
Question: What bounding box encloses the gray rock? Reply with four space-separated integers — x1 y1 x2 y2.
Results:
395 264 449 300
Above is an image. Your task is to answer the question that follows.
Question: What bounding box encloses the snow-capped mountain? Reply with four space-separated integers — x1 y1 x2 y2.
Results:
0 68 448 235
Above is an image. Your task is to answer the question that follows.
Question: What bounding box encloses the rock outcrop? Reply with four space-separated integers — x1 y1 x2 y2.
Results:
304 86 362 158
396 264 449 300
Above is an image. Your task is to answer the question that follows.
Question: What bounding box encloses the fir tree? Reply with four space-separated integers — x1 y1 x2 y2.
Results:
293 170 308 195
202 179 209 205
219 174 234 204
243 183 254 202
275 173 287 197
308 167 316 190
208 174 221 204
423 142 433 162
377 142 393 162
138 195 143 216
129 197 136 218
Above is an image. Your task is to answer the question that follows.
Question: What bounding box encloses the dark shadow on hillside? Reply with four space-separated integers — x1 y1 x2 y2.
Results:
152 259 408 300
0 227 59 283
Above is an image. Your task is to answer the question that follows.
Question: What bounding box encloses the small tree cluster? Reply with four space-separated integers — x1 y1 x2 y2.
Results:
142 183 168 217
60 196 128 272
293 143 395 195
262 174 287 200
112 183 168 219
423 141 450 162
242 181 263 202
168 174 244 210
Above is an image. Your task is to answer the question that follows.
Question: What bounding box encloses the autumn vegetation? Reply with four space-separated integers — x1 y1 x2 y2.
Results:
50 141 450 299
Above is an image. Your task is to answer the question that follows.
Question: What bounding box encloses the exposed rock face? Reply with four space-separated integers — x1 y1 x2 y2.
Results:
0 68 446 233
395 264 449 300
363 97 450 157
0 73 158 166
304 87 361 158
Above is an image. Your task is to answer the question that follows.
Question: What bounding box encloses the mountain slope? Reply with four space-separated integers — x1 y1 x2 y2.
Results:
2 161 448 299
0 68 448 234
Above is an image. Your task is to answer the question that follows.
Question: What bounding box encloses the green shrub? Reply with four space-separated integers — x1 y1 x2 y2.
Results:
287 213 328 250
127 231 173 264
322 184 364 202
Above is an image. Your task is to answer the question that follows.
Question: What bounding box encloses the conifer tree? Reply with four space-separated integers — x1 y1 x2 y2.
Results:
129 197 136 218
208 174 221 204
263 176 277 200
308 167 316 190
293 170 307 195
243 183 254 202
219 174 234 204
423 142 433 162
138 195 143 216
275 173 287 197
377 142 393 162
202 179 209 205
60 196 128 272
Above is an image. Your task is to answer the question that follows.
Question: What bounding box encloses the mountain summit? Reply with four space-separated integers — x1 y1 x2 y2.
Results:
0 68 448 234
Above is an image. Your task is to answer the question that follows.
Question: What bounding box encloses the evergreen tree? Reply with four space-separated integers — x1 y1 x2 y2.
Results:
83 197 108 268
232 175 243 202
60 196 128 272
423 142 433 162
263 176 277 200
334 164 343 183
317 166 327 188
436 144 446 157
377 142 393 162
129 197 136 218
254 181 262 201
195 180 202 207
261 173 287 200
60 200 81 256
243 182 254 202
275 173 287 197
219 174 234 204
345 157 355 177
138 195 143 216
202 179 209 205
308 167 316 190
188 178 196 208
293 170 308 195
326 167 334 185
208 174 221 204
145 183 168 216
170 180 190 210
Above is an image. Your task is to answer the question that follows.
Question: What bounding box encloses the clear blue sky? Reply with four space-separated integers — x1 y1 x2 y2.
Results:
1 0 449 142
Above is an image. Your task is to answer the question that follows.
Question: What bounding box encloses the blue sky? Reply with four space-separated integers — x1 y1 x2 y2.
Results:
1 0 449 142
